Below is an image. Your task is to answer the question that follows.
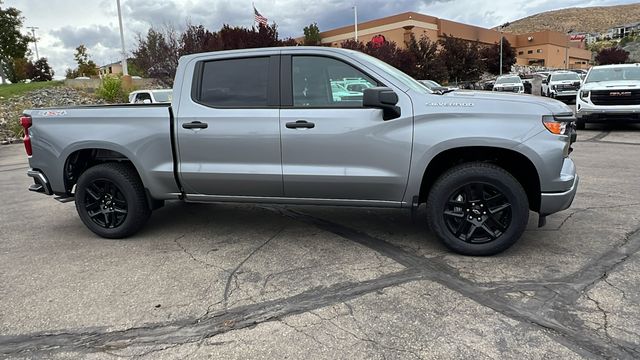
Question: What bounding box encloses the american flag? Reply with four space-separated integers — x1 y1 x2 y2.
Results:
254 5 268 26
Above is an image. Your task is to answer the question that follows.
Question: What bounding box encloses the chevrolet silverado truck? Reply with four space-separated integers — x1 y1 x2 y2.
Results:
21 47 578 256
492 75 525 93
541 71 582 101
576 63 640 130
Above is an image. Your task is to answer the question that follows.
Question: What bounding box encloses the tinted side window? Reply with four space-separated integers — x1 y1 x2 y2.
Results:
292 56 377 107
198 57 269 107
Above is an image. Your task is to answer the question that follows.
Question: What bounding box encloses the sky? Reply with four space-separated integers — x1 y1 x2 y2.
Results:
3 0 638 78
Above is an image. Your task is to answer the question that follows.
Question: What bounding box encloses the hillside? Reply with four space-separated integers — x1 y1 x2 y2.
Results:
499 3 640 35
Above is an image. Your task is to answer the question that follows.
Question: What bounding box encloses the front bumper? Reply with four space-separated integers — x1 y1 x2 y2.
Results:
539 158 578 216
552 90 578 98
576 99 640 121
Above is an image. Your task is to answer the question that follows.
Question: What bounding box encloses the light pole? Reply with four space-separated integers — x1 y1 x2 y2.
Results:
116 0 128 76
498 22 510 75
27 26 40 59
353 5 358 41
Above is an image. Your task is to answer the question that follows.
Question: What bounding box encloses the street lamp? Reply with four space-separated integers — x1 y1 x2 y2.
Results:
116 0 128 76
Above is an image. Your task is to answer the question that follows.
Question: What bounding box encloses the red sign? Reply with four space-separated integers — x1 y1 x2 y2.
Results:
569 34 586 41
371 34 386 48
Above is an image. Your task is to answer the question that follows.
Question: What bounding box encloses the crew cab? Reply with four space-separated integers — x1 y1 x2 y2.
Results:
492 75 525 93
541 71 582 101
22 47 578 256
576 63 640 129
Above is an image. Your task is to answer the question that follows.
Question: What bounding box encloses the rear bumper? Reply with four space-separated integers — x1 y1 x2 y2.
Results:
539 172 579 216
27 169 53 195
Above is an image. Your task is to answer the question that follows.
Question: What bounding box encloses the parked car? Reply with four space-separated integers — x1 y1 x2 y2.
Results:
418 80 450 92
329 82 365 101
576 63 640 130
129 89 173 104
541 71 582 101
21 47 578 256
492 75 525 93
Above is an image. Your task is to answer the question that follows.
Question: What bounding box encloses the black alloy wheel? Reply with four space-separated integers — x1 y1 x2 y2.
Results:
443 183 512 244
84 179 128 228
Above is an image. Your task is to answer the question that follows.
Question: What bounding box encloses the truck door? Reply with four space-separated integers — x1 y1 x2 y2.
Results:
176 55 282 198
279 55 413 203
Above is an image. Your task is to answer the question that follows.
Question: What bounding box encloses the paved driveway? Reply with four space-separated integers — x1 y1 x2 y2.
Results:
1 124 640 359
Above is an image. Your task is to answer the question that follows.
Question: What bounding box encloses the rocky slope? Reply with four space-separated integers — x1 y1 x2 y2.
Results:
499 3 640 35
0 87 105 143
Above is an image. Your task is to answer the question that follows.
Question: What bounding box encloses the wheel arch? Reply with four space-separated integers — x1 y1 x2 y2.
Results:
417 146 541 212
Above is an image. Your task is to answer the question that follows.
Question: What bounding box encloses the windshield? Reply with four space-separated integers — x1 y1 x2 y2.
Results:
350 51 431 94
152 90 172 102
551 73 581 81
585 67 640 83
496 76 521 84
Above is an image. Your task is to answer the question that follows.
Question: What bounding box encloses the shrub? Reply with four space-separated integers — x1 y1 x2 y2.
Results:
96 76 128 103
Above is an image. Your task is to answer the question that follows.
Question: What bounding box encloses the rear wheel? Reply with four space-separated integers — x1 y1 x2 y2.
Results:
75 163 151 238
426 163 529 256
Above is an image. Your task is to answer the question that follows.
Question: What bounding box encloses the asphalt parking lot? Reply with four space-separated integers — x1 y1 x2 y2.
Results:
1 122 640 359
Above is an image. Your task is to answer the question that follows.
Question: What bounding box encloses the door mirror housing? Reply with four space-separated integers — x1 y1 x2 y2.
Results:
363 87 401 120
541 79 548 84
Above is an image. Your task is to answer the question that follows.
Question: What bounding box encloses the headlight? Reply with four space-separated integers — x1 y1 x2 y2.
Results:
542 115 574 135
579 90 590 101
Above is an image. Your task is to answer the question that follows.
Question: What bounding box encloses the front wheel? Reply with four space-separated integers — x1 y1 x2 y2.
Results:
75 163 151 238
426 163 529 256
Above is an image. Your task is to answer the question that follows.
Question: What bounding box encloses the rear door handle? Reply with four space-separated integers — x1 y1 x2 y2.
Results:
286 120 315 129
182 121 208 129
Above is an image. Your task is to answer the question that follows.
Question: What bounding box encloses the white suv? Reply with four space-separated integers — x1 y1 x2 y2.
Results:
492 75 524 93
541 71 582 100
576 64 640 129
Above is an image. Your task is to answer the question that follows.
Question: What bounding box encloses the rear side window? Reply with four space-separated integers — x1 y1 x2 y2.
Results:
197 57 269 107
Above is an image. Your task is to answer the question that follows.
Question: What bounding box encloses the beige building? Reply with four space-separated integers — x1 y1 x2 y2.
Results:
99 62 123 77
316 12 592 70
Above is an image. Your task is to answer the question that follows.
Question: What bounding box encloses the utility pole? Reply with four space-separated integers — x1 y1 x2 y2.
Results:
116 0 128 76
498 22 510 75
353 5 358 41
27 26 39 59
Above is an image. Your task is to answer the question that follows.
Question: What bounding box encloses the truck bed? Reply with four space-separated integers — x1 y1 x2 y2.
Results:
25 104 180 199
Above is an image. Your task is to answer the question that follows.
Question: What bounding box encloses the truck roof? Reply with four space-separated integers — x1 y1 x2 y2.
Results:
590 63 640 69
177 46 360 63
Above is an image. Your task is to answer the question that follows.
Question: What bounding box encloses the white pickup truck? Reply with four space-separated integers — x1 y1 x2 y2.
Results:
541 71 582 100
128 89 173 104
576 64 640 129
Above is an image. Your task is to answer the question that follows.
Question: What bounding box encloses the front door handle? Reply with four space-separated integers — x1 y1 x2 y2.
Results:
182 121 208 129
286 120 315 129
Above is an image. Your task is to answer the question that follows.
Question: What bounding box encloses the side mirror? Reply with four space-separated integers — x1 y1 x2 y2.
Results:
363 87 401 120
542 79 548 84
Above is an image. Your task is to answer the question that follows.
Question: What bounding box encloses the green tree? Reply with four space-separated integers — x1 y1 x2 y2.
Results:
439 34 484 83
480 37 516 75
73 45 98 77
5 57 30 83
303 23 321 45
407 34 448 82
30 57 54 81
0 5 32 84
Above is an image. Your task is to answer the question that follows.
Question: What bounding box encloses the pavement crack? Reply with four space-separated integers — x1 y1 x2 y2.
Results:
0 269 425 357
222 227 285 309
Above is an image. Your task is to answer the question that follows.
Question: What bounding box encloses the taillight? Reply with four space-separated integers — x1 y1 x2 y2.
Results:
20 115 32 156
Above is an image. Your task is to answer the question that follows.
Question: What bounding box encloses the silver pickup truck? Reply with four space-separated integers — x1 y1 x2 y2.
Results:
21 47 578 256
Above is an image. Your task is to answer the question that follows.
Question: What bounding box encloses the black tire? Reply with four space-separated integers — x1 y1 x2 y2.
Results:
576 119 585 130
75 163 151 238
426 163 529 256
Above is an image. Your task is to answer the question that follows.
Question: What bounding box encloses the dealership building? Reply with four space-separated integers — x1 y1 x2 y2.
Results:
317 12 592 69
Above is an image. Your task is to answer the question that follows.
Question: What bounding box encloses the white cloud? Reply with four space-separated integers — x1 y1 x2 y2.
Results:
3 0 637 76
